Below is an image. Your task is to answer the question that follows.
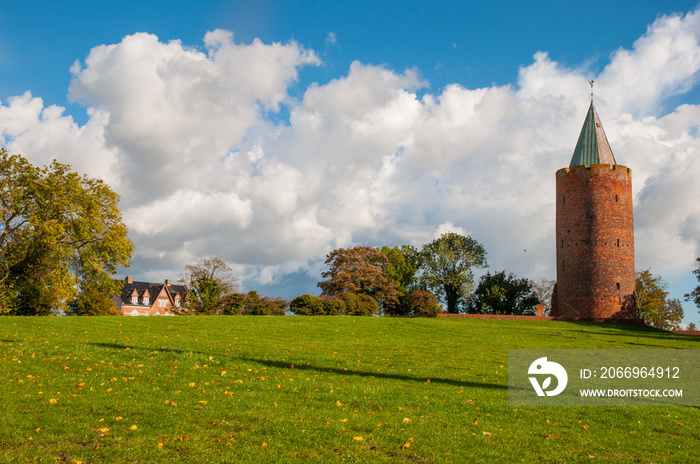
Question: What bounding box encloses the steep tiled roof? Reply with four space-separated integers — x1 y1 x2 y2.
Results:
117 279 188 307
570 102 616 167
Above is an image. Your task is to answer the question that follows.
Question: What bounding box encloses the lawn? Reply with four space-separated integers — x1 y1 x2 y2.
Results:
1 316 698 463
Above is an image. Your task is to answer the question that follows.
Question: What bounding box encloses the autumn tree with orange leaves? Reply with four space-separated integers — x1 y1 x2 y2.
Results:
318 246 399 310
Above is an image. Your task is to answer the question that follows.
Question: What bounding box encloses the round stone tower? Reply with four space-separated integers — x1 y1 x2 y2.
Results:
552 101 636 319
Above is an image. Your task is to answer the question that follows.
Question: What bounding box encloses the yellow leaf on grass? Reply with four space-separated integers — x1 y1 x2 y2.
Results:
115 417 122 421
129 425 138 430
403 443 411 448
403 418 412 423
339 419 348 423
97 427 109 433
189 382 196 387
157 442 164 448
582 425 590 430
353 436 363 442
49 398 58 404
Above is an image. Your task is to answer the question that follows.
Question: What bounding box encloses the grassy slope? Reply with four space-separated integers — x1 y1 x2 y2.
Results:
0 316 697 463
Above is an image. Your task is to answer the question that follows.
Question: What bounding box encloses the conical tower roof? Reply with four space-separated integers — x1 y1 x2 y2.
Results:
570 102 616 167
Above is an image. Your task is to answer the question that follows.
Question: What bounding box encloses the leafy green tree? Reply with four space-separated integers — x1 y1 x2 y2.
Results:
636 269 684 330
469 270 539 315
684 257 700 313
419 232 487 313
0 149 132 315
318 246 399 309
179 257 239 314
380 245 420 298
687 322 697 331
66 285 122 316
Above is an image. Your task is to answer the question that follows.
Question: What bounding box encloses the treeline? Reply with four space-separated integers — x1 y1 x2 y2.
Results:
180 234 547 317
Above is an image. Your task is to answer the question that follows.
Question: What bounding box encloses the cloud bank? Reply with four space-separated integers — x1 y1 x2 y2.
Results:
2 11 700 294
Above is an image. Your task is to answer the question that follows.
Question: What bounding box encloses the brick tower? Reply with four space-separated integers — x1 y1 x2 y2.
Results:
552 99 636 319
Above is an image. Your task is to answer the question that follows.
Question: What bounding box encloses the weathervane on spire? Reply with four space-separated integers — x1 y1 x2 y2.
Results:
589 80 595 103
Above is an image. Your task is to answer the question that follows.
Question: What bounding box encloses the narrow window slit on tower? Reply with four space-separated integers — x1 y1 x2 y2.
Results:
616 283 621 290
617 239 620 247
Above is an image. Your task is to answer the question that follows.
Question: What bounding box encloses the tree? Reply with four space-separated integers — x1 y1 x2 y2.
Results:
380 245 420 298
318 246 399 309
0 150 133 315
687 322 697 331
636 269 684 330
419 232 487 313
179 257 239 314
530 278 556 315
469 270 539 315
684 257 700 313
65 285 121 316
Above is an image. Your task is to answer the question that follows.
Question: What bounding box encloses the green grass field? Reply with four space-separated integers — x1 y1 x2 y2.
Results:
1 316 698 463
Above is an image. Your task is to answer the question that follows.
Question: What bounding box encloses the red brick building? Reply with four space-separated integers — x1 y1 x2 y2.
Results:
114 276 188 316
552 101 636 319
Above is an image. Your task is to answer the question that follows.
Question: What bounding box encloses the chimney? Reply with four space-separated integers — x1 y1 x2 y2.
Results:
165 279 171 286
125 276 133 284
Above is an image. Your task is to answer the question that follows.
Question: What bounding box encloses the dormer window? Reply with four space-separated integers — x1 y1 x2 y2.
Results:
143 296 150 305
131 296 138 305
175 298 180 307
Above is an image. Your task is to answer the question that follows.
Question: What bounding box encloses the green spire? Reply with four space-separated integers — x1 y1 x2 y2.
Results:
570 102 616 167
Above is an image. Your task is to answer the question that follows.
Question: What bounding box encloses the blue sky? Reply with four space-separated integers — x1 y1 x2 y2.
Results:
3 1 698 115
1 1 699 324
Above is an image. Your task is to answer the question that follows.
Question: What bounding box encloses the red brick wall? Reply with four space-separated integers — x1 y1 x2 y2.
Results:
554 164 636 319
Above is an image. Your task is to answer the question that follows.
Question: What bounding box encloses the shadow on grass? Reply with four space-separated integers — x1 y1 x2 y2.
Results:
551 322 700 343
89 342 507 390
0 339 16 343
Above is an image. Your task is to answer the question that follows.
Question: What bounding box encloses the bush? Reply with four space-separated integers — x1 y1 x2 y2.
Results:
339 292 380 316
290 294 326 315
404 290 442 316
66 287 121 316
218 291 287 315
289 293 380 316
385 289 442 317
